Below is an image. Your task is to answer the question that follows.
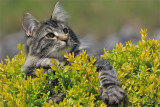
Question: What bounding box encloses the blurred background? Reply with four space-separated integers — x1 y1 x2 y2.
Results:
0 0 160 60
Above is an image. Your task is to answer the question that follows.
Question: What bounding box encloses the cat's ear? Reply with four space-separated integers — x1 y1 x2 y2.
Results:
22 13 40 36
51 1 69 22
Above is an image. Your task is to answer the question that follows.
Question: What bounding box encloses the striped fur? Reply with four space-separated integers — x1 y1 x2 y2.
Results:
22 2 125 105
95 59 125 105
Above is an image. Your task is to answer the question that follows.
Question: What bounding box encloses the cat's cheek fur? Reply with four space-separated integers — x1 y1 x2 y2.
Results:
23 56 38 68
67 39 74 47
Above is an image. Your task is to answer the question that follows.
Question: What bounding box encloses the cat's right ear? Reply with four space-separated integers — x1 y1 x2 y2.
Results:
22 13 39 36
51 1 69 22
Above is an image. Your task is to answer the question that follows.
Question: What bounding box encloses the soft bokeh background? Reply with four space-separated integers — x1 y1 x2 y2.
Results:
0 0 160 60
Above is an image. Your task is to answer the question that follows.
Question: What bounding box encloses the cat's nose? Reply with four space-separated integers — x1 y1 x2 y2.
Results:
59 35 69 42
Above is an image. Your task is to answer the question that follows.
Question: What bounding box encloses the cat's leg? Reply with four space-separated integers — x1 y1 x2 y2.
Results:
96 60 125 106
24 56 66 103
36 58 66 104
23 56 53 77
51 92 66 104
36 58 53 68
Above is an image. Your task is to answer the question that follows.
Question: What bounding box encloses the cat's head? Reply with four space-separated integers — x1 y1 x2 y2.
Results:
22 2 80 60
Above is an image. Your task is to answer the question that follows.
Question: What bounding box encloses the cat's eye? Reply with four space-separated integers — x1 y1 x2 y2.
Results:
63 28 68 34
45 33 56 38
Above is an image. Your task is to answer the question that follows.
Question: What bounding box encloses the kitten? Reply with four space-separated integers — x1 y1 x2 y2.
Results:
22 2 125 106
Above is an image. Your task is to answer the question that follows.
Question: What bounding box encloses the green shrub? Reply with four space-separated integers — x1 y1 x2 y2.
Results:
0 29 159 107
43 51 105 107
0 45 50 107
0 45 105 107
102 29 160 106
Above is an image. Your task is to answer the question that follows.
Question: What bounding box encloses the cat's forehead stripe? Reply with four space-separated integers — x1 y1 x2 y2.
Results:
43 20 58 28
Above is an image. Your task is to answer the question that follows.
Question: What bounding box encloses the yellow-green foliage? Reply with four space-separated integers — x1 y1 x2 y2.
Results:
0 45 50 107
43 51 106 107
102 29 160 106
0 46 105 107
0 29 159 107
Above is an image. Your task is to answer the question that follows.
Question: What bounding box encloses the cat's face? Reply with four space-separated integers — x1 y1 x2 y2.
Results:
22 2 80 60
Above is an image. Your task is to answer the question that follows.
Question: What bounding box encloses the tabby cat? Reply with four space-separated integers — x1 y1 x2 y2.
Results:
22 2 125 106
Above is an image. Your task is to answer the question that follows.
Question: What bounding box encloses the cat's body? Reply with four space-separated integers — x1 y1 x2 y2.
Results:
23 2 125 106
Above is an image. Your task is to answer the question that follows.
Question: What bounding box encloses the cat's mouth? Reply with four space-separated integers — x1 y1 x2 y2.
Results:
48 41 71 59
55 40 66 47
54 38 74 51
54 40 70 51
49 38 74 59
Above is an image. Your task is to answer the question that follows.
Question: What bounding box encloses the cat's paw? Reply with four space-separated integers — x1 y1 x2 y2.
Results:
51 93 65 104
101 85 125 106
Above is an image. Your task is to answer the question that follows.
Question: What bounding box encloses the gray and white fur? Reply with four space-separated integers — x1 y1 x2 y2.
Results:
22 2 125 106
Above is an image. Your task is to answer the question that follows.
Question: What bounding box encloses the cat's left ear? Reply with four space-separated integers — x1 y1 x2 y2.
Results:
22 13 40 36
51 1 69 22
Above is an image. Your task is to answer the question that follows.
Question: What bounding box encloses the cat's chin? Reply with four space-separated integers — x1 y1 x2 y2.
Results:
47 39 75 60
55 40 74 52
48 45 70 60
56 42 66 49
49 50 67 60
